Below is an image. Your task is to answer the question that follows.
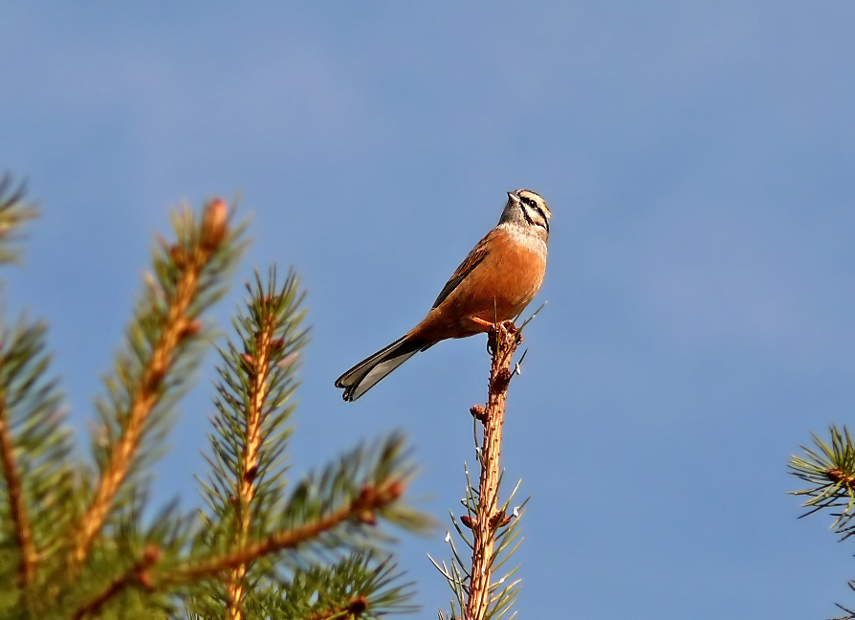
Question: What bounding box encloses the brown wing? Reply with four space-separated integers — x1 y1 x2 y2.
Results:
431 232 492 309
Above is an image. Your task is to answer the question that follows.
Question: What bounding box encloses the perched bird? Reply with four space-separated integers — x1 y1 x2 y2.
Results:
335 189 551 402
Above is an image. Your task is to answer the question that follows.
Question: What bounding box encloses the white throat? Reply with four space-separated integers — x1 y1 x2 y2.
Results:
498 221 548 262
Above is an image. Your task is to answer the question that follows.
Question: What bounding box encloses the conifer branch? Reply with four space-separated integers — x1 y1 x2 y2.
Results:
0 174 38 265
225 281 287 620
0 397 35 588
191 272 426 618
433 319 531 620
790 425 855 532
0 183 426 617
70 545 160 620
307 596 369 620
790 425 855 614
168 478 405 584
193 268 308 618
264 552 418 618
465 322 521 620
0 315 70 609
72 199 239 569
0 176 41 589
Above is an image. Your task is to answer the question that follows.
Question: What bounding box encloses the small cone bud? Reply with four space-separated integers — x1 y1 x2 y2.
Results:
142 545 161 564
201 199 228 250
244 464 258 483
489 510 509 530
270 337 285 351
146 366 165 391
137 571 153 590
178 320 202 340
385 480 404 501
170 245 187 269
348 597 368 614
470 405 487 422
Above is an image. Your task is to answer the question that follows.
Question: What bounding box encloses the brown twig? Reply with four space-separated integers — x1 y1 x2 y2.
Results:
70 545 160 620
71 201 227 569
225 307 277 620
0 395 36 589
465 321 521 620
161 480 403 585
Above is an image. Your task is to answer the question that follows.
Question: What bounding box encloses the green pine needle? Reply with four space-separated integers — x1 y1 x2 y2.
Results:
0 174 38 266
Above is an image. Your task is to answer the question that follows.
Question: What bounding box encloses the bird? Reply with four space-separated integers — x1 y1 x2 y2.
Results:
335 189 551 402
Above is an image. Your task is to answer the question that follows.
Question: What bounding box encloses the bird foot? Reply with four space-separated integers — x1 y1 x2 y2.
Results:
486 320 522 353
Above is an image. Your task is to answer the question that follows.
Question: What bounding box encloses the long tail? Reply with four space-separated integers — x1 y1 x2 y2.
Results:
335 336 429 401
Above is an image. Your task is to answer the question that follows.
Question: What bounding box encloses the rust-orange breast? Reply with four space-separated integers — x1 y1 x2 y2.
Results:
411 228 546 342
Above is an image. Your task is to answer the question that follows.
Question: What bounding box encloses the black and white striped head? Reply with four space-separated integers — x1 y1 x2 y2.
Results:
500 189 551 236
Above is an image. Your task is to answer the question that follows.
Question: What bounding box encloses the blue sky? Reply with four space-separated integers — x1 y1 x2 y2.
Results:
3 2 855 617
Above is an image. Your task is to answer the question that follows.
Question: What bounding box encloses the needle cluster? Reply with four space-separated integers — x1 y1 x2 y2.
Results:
791 425 855 619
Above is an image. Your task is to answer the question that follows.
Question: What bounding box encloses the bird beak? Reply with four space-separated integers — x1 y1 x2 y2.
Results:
507 191 520 203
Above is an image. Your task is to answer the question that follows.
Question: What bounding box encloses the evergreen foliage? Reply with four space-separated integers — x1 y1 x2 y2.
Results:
0 175 429 619
791 425 855 619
